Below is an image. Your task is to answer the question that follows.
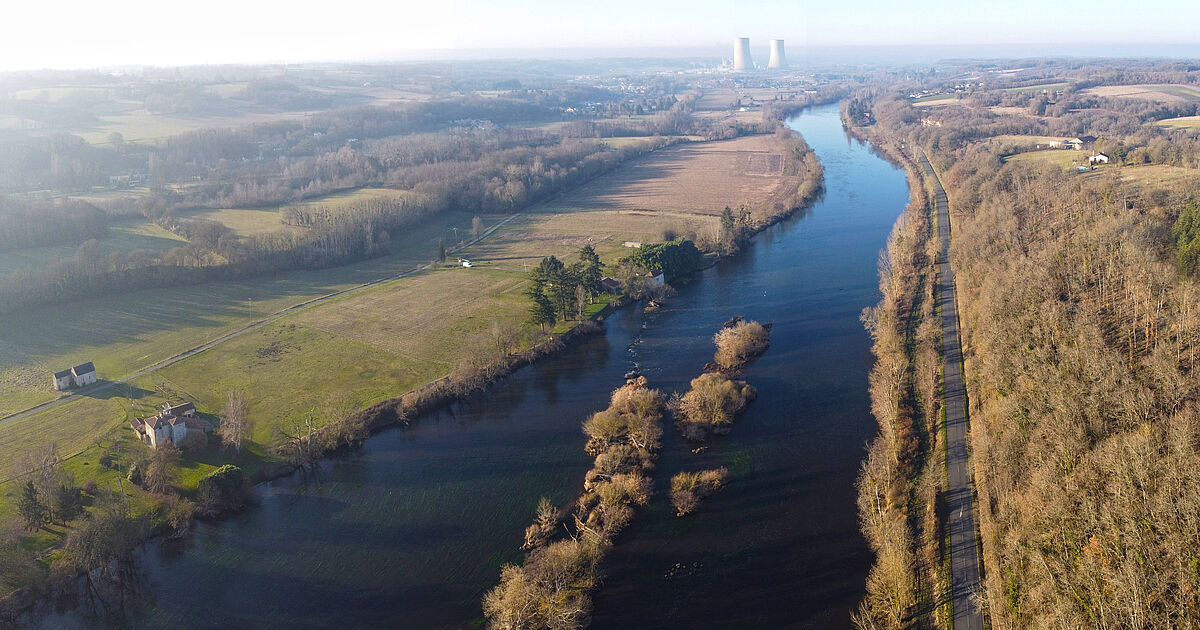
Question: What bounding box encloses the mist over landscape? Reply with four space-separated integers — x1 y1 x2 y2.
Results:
2 2 1200 629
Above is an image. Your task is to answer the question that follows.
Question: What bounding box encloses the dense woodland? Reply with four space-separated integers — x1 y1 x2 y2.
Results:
855 60 1200 629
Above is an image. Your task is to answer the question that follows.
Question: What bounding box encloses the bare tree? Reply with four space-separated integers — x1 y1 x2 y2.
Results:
218 390 251 453
145 440 180 495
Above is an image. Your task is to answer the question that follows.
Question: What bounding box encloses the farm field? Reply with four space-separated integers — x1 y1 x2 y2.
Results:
0 132 800 556
537 135 797 216
911 93 957 106
0 219 185 275
185 188 420 237
1003 149 1089 168
1155 115 1200 129
1084 84 1200 104
0 209 494 417
986 134 1070 146
1002 81 1070 93
465 134 803 268
78 109 315 145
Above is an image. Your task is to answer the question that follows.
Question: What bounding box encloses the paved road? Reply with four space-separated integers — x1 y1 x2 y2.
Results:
0 213 524 429
923 156 984 630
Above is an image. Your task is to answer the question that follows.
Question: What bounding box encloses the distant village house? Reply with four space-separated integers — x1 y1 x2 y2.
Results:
600 277 623 293
645 268 665 287
52 361 97 390
130 402 214 449
1089 152 1110 165
1067 136 1097 151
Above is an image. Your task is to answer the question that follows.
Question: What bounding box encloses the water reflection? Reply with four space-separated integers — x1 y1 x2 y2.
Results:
27 103 908 630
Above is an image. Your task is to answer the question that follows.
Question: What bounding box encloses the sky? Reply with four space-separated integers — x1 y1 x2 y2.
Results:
3 0 1200 71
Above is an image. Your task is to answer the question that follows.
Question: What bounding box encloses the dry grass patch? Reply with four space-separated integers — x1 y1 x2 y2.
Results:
1004 150 1088 169
1154 116 1200 129
539 135 799 217
290 267 529 366
465 210 719 272
1084 84 1200 104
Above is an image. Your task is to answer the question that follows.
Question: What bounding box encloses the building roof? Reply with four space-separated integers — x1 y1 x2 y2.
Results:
646 268 663 277
72 362 95 376
53 369 72 379
163 402 196 416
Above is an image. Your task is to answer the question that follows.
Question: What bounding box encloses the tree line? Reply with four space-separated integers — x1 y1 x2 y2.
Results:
854 62 1200 628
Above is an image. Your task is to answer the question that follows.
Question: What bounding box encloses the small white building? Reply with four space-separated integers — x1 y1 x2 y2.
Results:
623 241 643 248
130 402 213 449
52 361 97 390
1089 152 1110 165
52 369 73 391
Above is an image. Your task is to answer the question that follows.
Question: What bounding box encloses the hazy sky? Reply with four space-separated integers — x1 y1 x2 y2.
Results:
4 0 1199 70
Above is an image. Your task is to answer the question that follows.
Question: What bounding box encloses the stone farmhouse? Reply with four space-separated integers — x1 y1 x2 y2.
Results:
52 362 97 390
130 402 214 449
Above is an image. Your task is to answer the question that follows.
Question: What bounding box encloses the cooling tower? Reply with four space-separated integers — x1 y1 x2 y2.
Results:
733 37 753 71
768 39 787 69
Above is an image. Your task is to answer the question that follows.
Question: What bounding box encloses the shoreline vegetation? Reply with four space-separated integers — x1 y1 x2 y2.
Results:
483 316 771 628
484 377 665 629
0 100 828 620
844 111 946 629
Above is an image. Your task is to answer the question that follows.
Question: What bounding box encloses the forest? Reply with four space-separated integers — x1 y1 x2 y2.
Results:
854 59 1200 629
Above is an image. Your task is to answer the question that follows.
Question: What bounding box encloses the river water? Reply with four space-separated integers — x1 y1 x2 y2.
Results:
28 103 908 629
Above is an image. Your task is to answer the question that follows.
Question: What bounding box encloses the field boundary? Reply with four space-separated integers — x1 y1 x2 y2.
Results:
0 213 523 427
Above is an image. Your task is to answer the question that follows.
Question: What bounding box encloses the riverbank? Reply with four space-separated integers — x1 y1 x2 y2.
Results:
844 114 951 628
3 118 830 627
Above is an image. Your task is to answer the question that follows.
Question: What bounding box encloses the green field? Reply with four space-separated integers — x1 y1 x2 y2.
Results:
78 109 311 145
0 134 786 582
1154 115 1200 129
0 219 185 275
0 209 493 417
1003 150 1088 169
911 93 956 105
1002 81 1070 93
187 208 292 237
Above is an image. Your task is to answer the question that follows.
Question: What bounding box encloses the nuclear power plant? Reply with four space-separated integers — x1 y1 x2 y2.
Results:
768 39 787 69
733 37 753 71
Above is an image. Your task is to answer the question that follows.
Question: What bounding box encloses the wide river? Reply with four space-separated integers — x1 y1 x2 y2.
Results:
30 103 909 629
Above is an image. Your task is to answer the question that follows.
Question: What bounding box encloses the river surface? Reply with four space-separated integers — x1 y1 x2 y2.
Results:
28 103 908 629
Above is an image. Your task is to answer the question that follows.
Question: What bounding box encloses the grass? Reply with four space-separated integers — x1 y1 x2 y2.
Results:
985 135 1069 146
1001 81 1069 93
1085 84 1200 104
0 266 537 483
1154 116 1200 129
0 132 805 568
1002 150 1087 169
911 94 956 105
186 208 292 237
188 189 418 237
78 109 311 145
0 209 494 417
0 219 185 276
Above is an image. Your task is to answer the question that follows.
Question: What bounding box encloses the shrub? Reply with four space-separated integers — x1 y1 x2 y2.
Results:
713 320 770 371
197 464 246 516
670 468 729 516
674 373 756 439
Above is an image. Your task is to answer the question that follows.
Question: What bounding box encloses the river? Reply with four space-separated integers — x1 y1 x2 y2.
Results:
27 103 908 629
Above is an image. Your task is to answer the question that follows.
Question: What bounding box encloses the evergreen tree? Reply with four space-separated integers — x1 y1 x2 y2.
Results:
577 245 604 301
527 284 557 332
437 238 447 262
17 480 47 531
